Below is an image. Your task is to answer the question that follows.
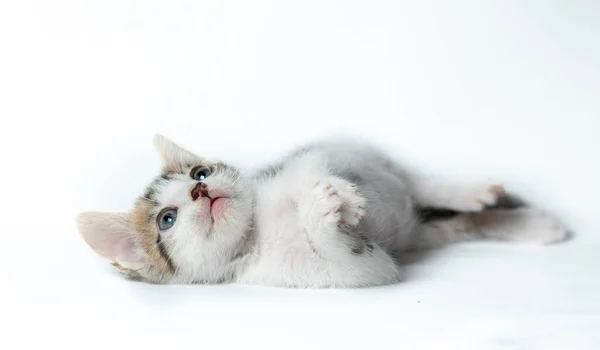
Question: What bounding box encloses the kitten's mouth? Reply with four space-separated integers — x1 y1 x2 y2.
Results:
209 196 230 221
210 197 223 211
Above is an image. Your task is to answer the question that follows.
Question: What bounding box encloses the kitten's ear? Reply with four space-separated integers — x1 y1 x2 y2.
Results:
153 134 202 165
76 212 145 271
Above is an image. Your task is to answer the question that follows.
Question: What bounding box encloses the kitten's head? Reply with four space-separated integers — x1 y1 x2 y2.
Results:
76 134 254 284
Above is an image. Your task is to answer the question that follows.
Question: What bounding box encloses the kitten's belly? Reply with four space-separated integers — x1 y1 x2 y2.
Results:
237 245 400 288
237 214 331 287
236 213 400 288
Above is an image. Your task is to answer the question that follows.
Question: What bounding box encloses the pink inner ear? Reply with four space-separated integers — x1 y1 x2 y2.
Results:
77 212 142 265
112 234 140 263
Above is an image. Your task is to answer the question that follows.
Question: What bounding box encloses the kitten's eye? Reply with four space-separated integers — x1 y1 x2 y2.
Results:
158 208 177 231
191 166 212 181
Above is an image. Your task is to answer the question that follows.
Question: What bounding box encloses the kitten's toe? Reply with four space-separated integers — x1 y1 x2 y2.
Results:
454 183 505 211
476 184 505 207
341 205 366 226
340 198 366 226
307 182 344 227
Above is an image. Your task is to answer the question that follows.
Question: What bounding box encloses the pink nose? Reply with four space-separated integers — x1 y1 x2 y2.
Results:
191 182 209 201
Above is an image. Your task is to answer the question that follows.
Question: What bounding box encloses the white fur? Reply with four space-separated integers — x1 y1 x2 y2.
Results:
239 154 401 288
410 179 505 212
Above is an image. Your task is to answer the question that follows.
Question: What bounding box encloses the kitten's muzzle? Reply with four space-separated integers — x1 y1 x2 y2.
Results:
191 182 210 201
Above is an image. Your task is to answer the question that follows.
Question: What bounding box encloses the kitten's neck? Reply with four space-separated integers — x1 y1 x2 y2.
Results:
227 205 259 281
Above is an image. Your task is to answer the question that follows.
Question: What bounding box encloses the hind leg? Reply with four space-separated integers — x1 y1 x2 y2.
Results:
355 145 507 212
407 207 568 251
409 177 506 212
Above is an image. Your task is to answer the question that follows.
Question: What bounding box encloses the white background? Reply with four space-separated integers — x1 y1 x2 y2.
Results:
1 1 599 349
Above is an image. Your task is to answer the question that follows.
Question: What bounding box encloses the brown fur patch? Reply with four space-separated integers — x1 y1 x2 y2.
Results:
130 198 176 277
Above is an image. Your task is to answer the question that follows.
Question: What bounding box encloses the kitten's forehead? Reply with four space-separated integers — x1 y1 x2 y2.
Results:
142 164 196 202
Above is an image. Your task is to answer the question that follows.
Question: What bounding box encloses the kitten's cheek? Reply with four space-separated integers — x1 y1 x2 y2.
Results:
211 198 230 220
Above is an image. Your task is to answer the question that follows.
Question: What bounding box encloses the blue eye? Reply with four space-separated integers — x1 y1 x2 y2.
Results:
191 166 212 181
158 208 177 230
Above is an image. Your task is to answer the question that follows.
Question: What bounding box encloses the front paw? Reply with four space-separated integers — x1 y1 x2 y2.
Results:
327 177 366 226
300 178 366 233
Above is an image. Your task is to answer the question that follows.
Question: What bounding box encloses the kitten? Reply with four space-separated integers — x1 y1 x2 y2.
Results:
76 134 568 288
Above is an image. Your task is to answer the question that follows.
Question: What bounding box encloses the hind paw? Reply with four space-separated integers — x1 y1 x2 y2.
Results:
449 183 505 212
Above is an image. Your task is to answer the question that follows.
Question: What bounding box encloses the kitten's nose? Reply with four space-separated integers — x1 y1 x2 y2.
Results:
191 182 209 201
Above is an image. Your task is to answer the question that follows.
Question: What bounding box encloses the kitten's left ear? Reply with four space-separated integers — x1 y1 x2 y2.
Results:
76 211 146 271
153 134 202 165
